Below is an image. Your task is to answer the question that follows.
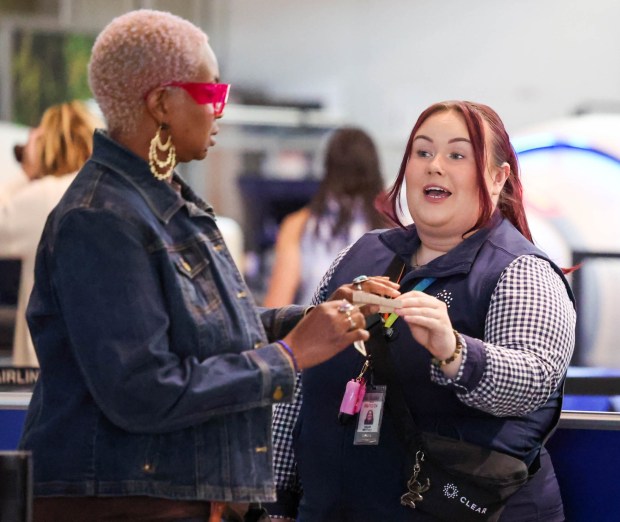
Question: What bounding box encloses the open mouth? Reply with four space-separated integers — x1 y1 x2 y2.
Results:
424 185 452 199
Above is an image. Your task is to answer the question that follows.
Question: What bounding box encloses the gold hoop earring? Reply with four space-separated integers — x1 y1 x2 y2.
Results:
149 124 176 180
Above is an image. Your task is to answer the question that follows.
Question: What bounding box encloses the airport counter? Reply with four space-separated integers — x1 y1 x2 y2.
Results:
2 393 620 520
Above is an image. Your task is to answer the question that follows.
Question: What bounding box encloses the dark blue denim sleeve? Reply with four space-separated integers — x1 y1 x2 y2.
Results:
258 305 306 342
51 208 296 433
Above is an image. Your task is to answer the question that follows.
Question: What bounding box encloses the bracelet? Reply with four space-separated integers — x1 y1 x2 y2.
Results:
276 340 300 372
431 329 464 368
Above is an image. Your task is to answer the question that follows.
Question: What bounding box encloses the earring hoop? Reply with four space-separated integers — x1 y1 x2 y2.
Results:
149 124 176 180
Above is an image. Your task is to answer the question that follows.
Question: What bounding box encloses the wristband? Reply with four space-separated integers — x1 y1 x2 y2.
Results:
431 329 464 368
276 340 300 372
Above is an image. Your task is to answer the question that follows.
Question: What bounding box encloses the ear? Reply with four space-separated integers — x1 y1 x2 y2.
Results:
489 162 510 197
144 86 170 125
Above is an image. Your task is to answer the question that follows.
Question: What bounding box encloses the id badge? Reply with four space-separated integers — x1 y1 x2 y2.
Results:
353 384 386 445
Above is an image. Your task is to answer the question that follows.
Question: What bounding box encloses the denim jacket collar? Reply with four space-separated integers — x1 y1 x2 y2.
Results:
90 130 215 224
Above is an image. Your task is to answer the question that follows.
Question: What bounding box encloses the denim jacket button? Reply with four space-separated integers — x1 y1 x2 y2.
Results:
237 290 247 299
180 258 191 272
253 342 263 349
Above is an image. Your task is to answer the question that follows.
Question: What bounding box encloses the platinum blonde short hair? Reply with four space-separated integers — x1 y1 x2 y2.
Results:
88 9 209 135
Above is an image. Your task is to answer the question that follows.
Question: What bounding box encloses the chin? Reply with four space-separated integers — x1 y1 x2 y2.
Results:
188 149 208 161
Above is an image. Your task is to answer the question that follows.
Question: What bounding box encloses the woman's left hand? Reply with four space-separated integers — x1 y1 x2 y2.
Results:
394 291 457 362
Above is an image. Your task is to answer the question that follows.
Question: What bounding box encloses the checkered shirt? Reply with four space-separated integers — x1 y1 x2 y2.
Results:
272 251 576 494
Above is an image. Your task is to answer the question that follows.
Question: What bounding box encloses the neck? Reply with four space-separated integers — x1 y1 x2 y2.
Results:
110 127 175 184
415 233 466 266
109 129 149 163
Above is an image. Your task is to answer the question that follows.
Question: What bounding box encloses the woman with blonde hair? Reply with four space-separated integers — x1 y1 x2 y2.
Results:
0 100 98 366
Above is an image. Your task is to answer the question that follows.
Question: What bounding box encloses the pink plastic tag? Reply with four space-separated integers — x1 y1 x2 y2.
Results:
338 379 367 423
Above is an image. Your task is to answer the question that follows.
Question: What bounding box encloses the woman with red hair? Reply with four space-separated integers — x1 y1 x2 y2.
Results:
270 101 576 521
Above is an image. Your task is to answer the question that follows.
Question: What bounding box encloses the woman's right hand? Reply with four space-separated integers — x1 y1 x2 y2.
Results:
328 275 401 312
281 300 369 370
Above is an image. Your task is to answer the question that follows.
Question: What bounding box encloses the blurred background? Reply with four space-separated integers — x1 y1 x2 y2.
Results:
2 0 620 374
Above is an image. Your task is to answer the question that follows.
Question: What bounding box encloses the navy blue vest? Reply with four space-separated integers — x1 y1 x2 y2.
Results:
295 216 573 520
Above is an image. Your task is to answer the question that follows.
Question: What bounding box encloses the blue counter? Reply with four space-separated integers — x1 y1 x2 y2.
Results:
2 393 620 519
0 393 29 451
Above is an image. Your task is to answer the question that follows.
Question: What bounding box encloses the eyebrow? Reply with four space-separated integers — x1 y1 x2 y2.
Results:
413 135 471 144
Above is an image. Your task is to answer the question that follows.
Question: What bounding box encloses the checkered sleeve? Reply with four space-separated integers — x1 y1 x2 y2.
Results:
311 245 352 305
450 256 576 416
272 375 303 494
435 255 576 417
271 245 353 510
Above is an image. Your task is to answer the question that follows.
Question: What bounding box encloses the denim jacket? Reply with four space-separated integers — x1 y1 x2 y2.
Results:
20 130 301 502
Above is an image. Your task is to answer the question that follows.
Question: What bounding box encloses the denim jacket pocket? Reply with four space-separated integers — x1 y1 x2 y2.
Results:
170 243 221 314
169 241 231 357
174 252 208 280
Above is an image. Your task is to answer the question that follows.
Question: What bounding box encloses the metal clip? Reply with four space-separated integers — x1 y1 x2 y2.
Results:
400 450 431 509
356 359 371 382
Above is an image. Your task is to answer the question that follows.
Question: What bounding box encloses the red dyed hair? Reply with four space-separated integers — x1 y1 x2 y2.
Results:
385 100 532 242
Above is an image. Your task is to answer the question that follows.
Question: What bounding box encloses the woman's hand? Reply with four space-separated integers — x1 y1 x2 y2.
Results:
282 300 369 370
328 275 401 315
394 291 461 374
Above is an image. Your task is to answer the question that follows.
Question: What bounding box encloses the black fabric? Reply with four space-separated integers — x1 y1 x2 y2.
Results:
243 504 271 522
222 504 271 522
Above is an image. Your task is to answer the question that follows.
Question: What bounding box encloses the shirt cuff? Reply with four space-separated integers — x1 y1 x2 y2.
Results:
430 333 487 391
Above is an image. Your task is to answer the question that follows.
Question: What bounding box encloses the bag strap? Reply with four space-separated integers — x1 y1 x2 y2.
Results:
364 255 424 456
366 319 423 455
383 254 408 283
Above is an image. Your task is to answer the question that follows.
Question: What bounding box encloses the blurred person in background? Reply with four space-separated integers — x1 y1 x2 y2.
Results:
0 100 97 367
263 127 390 307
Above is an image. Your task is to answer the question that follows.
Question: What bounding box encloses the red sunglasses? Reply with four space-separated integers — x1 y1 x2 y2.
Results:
161 82 230 116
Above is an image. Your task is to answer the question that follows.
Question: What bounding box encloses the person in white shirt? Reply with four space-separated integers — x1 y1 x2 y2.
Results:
0 100 98 366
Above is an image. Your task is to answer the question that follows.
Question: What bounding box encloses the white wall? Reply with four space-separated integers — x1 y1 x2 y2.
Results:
207 0 620 176
4 0 619 175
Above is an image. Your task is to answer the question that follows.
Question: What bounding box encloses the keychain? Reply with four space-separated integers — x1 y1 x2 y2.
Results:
338 360 370 424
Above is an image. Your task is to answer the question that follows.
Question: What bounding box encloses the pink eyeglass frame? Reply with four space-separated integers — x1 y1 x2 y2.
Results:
147 82 231 116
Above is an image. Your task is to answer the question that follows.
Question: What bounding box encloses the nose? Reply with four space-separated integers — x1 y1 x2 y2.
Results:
428 154 443 175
